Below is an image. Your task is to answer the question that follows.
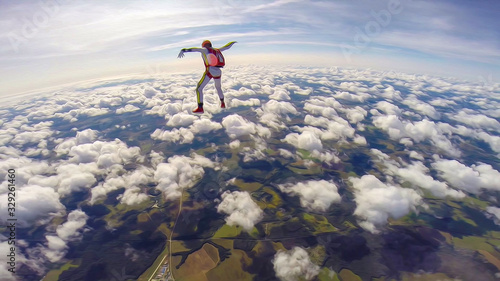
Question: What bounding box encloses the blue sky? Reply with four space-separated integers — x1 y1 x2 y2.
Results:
0 0 499 95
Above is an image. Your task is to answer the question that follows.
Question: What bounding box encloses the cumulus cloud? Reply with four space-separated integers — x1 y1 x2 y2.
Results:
55 129 99 155
372 115 460 156
278 180 341 212
486 206 500 225
154 154 215 200
152 117 222 143
452 111 500 131
301 115 356 142
273 247 320 281
118 186 149 205
190 118 223 134
432 159 500 194
151 127 194 143
10 121 54 148
67 139 141 169
0 185 64 228
145 102 182 117
376 101 402 116
217 190 263 232
116 104 140 114
269 88 291 100
430 98 457 107
230 98 261 107
350 175 422 233
343 106 367 124
166 112 198 127
91 166 153 204
333 90 370 103
476 131 500 154
222 114 271 138
282 131 323 151
304 102 338 118
395 162 465 199
255 100 299 130
369 149 463 199
402 96 440 119
44 235 67 262
56 209 88 240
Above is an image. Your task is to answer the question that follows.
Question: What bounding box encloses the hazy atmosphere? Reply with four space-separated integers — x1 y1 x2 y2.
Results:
1 0 499 95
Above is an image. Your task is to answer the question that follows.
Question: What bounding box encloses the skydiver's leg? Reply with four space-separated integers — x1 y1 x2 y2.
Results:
214 77 223 100
214 78 225 108
196 72 211 106
209 66 225 108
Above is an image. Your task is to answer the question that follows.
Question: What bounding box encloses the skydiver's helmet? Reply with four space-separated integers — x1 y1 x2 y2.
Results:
202 40 212 48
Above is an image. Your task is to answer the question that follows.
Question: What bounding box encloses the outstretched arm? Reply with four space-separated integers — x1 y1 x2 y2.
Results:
219 41 237 52
177 47 207 58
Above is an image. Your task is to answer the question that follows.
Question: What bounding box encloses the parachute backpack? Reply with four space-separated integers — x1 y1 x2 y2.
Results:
206 48 225 67
202 40 225 67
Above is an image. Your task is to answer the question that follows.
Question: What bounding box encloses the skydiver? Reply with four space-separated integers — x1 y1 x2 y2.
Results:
178 40 237 113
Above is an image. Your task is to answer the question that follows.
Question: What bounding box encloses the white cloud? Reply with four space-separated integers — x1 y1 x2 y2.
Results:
372 115 460 156
217 190 263 232
269 88 291 100
430 98 457 107
222 114 271 138
402 96 440 119
301 115 356 142
303 102 338 118
166 112 198 127
256 100 299 130
10 121 54 147
369 149 463 199
55 129 99 155
56 209 88 241
432 159 500 194
278 180 340 212
395 162 465 199
67 139 141 169
476 132 500 154
350 175 422 233
229 139 241 149
334 90 370 103
376 101 402 116
343 106 367 124
90 166 153 204
116 104 140 114
273 247 320 281
379 85 402 100
452 111 500 131
145 102 182 117
240 136 269 162
44 235 67 263
353 135 367 145
409 151 424 161
0 185 64 228
118 186 149 205
230 98 261 107
189 118 223 134
154 154 215 200
151 128 194 143
282 131 323 152
486 206 500 225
